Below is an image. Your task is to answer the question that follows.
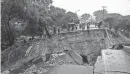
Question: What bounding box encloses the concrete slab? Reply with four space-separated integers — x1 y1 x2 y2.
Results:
102 49 130 73
94 56 105 73
95 49 130 74
94 71 128 74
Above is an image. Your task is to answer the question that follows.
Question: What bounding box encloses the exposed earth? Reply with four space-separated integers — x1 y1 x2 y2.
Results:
1 29 130 74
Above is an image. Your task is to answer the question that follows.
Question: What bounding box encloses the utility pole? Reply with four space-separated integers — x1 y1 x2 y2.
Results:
102 6 106 21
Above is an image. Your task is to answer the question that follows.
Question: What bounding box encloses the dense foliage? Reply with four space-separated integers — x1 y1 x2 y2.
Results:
1 0 80 51
93 10 130 37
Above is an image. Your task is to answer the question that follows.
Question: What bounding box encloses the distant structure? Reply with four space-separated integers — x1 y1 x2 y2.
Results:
76 15 98 30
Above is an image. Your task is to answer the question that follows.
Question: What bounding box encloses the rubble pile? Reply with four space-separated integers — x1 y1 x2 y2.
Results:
1 29 130 74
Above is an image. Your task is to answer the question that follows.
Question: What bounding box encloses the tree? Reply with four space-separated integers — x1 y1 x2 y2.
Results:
48 6 66 34
10 18 28 37
104 17 118 29
124 15 130 19
118 19 130 31
49 10 79 31
116 18 130 37
106 13 123 19
103 14 130 35
23 0 53 38
61 11 79 31
1 0 53 50
93 10 107 22
1 0 26 50
81 13 90 21
66 12 78 23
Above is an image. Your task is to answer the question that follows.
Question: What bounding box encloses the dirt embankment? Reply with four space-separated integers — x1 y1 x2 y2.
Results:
2 29 128 74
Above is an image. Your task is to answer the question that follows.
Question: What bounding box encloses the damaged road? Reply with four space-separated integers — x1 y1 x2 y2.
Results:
2 29 130 74
45 48 130 74
94 48 130 74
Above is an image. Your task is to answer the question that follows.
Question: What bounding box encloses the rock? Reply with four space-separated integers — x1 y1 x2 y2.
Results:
22 65 37 74
52 53 76 65
1 70 10 74
47 64 93 74
32 56 43 64
67 50 83 65
123 46 130 53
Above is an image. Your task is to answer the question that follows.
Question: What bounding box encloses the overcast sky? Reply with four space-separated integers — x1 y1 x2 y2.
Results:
52 0 130 16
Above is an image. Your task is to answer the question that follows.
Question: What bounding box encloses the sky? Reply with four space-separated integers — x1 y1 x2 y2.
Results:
52 0 130 16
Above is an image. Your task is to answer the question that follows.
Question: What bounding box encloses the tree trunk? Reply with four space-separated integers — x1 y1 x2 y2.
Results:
5 17 15 46
44 26 51 38
53 27 56 34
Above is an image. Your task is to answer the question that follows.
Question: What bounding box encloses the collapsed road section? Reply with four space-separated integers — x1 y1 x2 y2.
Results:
1 29 130 74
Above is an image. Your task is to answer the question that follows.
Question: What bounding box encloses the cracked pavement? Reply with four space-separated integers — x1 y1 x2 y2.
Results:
94 49 130 74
